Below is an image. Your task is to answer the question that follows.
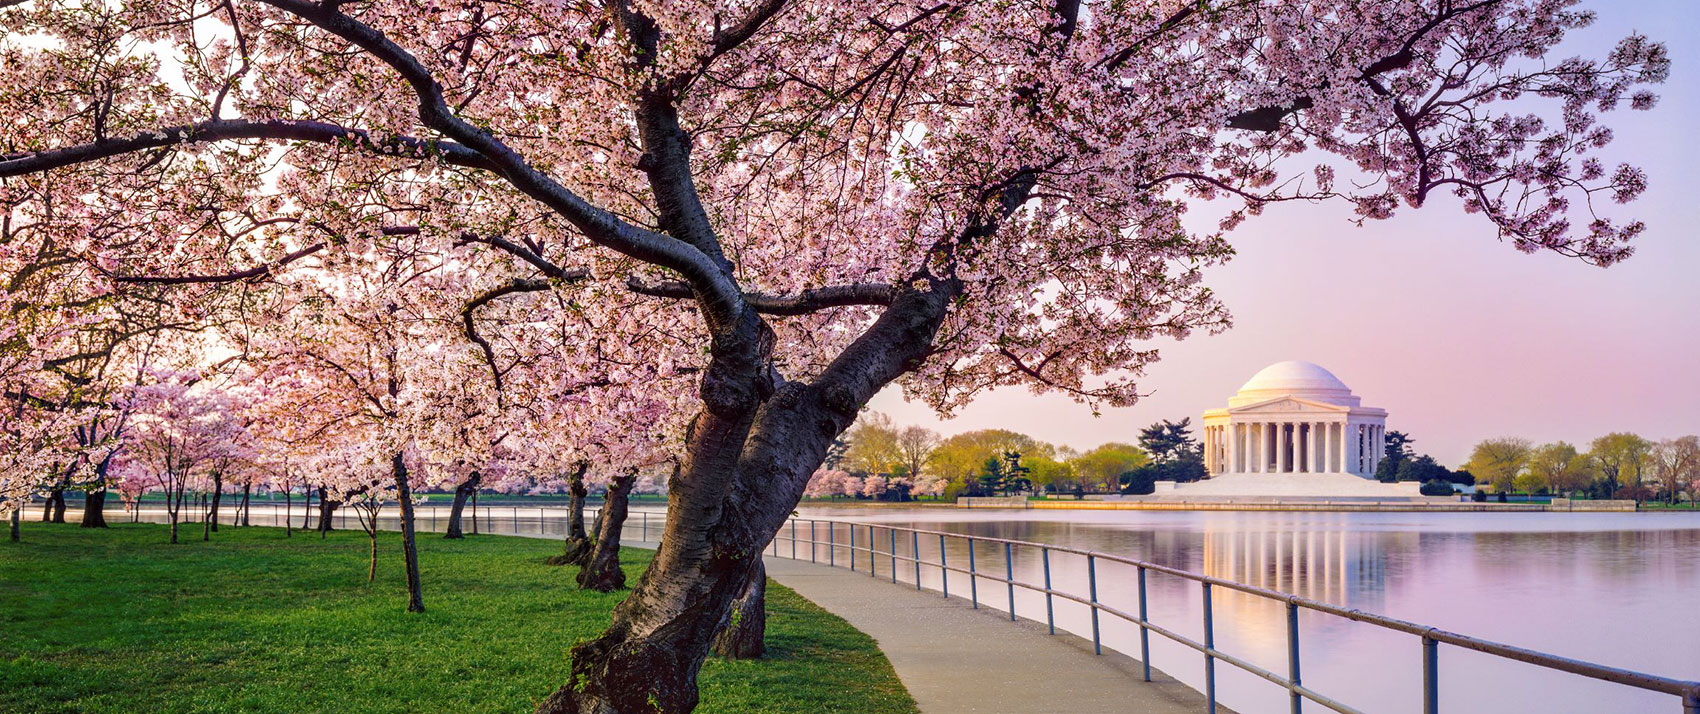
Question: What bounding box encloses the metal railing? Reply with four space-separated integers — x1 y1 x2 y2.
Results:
36 501 1700 713
764 515 1700 714
49 499 663 542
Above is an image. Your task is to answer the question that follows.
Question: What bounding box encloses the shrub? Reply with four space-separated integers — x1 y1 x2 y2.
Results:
1120 466 1158 495
1419 480 1455 496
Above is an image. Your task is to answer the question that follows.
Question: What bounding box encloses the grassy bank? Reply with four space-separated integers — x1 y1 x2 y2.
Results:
0 523 916 714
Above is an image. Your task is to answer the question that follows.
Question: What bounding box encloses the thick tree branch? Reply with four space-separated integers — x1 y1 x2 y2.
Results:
460 278 554 391
111 243 326 285
0 118 493 177
255 0 747 330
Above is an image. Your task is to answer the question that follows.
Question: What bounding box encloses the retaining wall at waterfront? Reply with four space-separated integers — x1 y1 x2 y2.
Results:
978 499 1641 512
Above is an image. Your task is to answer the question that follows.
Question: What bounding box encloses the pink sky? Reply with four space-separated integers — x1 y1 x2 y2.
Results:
870 1 1700 467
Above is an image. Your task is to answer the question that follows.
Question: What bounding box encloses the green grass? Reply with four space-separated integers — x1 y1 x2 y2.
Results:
0 523 917 714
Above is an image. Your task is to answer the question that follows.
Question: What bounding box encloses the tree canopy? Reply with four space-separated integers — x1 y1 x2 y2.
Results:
0 1 1672 711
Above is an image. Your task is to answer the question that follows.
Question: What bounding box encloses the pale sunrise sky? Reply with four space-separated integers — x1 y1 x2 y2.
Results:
869 1 1700 467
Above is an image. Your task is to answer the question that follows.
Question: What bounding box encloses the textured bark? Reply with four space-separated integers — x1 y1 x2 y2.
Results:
366 515 380 582
207 472 225 533
45 489 66 523
81 489 109 528
711 558 766 660
546 463 592 566
8 509 18 542
239 482 251 526
538 274 966 714
393 452 426 613
576 471 634 592
317 487 338 537
168 479 187 544
443 471 481 539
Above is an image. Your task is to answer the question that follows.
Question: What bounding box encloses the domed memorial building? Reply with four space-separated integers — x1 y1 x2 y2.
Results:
1162 361 1419 498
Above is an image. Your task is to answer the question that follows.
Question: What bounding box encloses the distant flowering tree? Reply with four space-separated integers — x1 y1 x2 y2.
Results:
0 1 1670 710
112 372 249 544
860 475 889 500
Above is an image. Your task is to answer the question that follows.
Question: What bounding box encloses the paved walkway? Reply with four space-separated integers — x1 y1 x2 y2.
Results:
763 555 1223 714
464 520 1219 714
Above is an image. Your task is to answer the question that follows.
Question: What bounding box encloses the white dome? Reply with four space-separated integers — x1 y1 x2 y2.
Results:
1229 361 1360 407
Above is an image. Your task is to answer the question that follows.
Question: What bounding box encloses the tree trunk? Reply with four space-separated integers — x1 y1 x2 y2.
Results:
239 483 252 526
302 487 313 531
284 491 293 537
45 488 67 523
546 463 592 566
368 524 379 582
169 480 186 544
81 490 109 528
208 472 224 533
317 487 337 538
711 558 766 660
393 453 426 613
536 274 961 714
470 490 479 534
576 470 634 592
443 471 482 539
82 453 114 529
8 508 18 542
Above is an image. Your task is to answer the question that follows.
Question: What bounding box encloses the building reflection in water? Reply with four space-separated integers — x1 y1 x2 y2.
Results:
800 507 1700 714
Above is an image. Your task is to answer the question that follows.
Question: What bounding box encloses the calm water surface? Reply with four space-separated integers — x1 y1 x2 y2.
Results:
795 506 1700 714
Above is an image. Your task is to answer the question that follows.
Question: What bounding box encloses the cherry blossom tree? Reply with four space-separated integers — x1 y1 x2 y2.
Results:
112 370 248 544
0 1 1670 711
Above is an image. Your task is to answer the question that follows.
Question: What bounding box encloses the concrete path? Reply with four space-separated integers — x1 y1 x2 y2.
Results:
763 555 1225 714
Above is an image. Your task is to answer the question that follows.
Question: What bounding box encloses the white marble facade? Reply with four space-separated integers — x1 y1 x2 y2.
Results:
1199 361 1386 479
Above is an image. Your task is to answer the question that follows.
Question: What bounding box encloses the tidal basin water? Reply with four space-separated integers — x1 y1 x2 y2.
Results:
794 506 1700 714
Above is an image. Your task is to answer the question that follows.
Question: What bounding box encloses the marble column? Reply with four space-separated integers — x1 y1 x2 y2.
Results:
1284 422 1294 473
1347 422 1359 475
1293 423 1302 473
1249 423 1258 473
1335 422 1345 473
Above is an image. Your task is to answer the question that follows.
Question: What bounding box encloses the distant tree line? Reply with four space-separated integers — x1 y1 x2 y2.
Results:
1465 433 1700 503
804 412 1176 500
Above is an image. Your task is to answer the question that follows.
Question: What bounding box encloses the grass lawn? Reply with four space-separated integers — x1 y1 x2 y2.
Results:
0 523 917 714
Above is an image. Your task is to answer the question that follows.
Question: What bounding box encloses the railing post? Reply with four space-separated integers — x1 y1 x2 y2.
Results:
1288 602 1302 714
939 534 949 599
512 506 517 532
1423 635 1438 714
1004 542 1015 621
849 525 856 572
810 521 817 563
829 522 836 567
1138 566 1150 681
889 528 898 584
912 531 922 590
643 511 649 541
1088 554 1101 655
868 526 876 578
968 539 978 608
1203 581 1217 714
1042 548 1055 635
791 519 798 559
